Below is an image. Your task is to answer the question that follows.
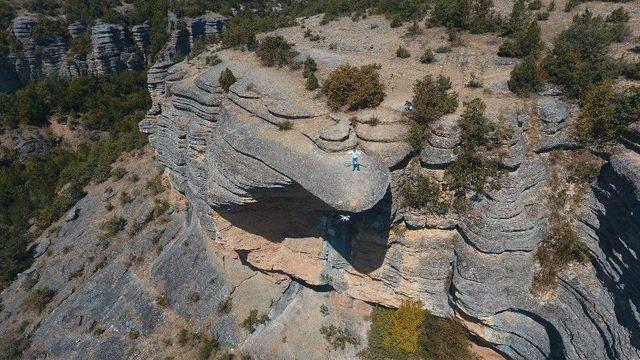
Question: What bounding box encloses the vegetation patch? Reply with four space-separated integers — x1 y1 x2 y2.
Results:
533 220 589 290
498 21 542 58
319 325 361 350
445 99 502 195
256 35 298 67
575 82 640 146
241 309 269 333
411 75 458 126
22 287 56 313
544 10 624 98
430 0 502 33
359 300 475 360
100 216 126 238
218 68 236 92
508 56 544 96
402 174 448 214
322 64 385 110
0 71 149 290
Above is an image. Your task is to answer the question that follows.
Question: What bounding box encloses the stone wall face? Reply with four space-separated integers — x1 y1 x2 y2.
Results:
1 12 228 91
141 48 640 360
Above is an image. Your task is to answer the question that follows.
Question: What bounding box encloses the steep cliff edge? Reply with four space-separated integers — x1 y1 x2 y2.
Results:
139 12 640 360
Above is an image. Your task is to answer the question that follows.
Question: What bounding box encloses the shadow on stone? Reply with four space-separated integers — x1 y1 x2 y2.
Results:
592 164 640 352
216 183 391 274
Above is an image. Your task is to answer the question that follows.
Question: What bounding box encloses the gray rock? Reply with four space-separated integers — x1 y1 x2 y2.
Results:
65 207 80 222
319 119 351 141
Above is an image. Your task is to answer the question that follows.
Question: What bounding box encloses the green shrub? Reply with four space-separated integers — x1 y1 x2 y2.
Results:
69 35 92 59
405 122 426 150
537 11 550 21
569 162 601 184
218 296 232 314
256 35 298 67
508 56 544 96
620 60 640 81
396 46 410 58
22 287 55 313
434 46 451 53
404 22 423 37
606 7 629 23
277 120 294 131
0 333 28 360
575 82 640 146
446 149 500 195
198 335 219 360
305 73 319 90
111 167 126 180
544 10 619 98
528 0 542 10
320 325 361 350
402 174 448 213
101 216 126 237
359 300 474 360
120 192 133 205
498 21 542 58
302 56 317 78
364 116 380 126
420 311 475 360
146 173 166 195
420 48 435 63
445 99 501 194
430 0 501 33
564 0 580 12
241 309 269 333
503 0 527 35
322 64 385 110
533 220 589 290
458 98 497 149
219 68 236 92
0 2 14 29
30 17 70 46
466 73 482 88
221 16 258 49
411 74 458 125
390 17 402 28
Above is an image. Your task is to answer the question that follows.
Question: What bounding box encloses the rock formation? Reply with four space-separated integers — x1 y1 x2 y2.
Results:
2 12 228 91
139 14 640 359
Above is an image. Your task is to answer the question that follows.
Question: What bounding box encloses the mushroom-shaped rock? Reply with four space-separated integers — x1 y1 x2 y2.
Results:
222 115 390 212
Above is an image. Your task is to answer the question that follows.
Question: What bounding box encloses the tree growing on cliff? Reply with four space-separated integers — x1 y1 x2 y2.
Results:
322 64 385 110
218 68 236 92
575 82 640 146
445 99 502 194
411 74 458 126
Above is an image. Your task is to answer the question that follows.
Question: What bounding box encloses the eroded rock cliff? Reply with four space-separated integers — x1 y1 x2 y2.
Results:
139 12 640 360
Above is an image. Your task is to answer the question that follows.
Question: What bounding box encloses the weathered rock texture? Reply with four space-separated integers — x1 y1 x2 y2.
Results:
1 12 228 91
0 147 372 359
139 13 640 359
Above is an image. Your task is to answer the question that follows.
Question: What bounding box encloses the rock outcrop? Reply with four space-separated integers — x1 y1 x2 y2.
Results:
139 34 640 359
2 12 228 90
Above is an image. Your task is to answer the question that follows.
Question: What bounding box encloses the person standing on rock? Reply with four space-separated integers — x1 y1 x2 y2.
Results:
350 147 361 171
